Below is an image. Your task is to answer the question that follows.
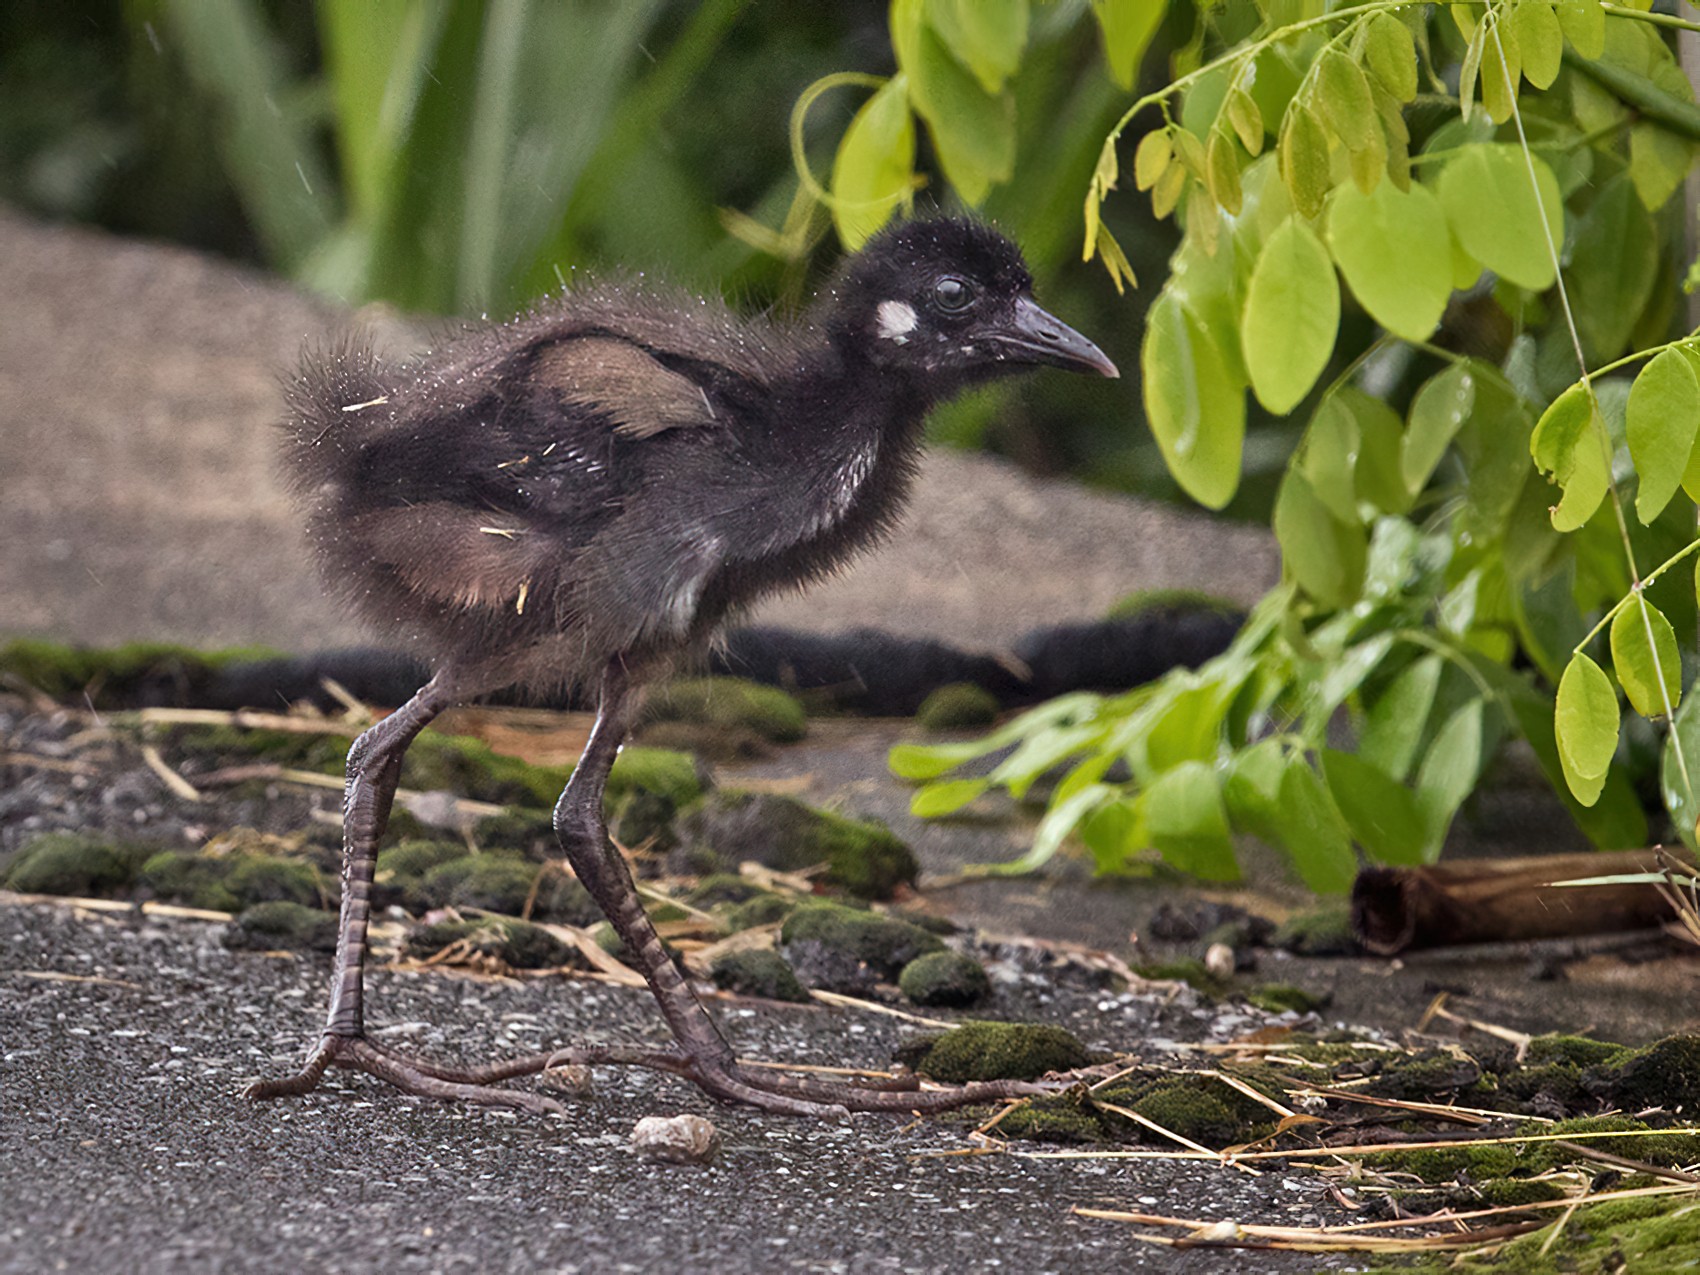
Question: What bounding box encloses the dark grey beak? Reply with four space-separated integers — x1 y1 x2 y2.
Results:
988 296 1120 378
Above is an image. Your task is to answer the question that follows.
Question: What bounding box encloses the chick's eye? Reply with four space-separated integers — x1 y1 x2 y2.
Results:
933 276 974 312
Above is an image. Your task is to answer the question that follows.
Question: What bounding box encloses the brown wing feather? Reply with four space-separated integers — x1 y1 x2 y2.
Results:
531 337 718 439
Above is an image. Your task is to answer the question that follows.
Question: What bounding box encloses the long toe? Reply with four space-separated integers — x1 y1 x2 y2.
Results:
245 1035 564 1116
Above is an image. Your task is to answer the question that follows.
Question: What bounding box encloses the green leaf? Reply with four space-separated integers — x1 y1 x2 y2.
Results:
1320 748 1428 866
1141 290 1247 510
891 0 1014 205
1415 699 1484 857
923 0 1028 95
889 741 999 780
1225 86 1265 156
1478 14 1521 125
1269 759 1359 894
830 76 916 249
1242 218 1339 415
1278 102 1333 219
1629 121 1692 212
1361 653 1444 782
1145 761 1240 882
1610 600 1682 718
1557 0 1605 59
1274 468 1367 607
1327 178 1452 342
1092 0 1166 90
1133 129 1172 191
1206 131 1243 215
1080 797 1148 874
1364 12 1418 102
1514 0 1564 88
1570 175 1660 361
1531 384 1610 532
1402 364 1477 495
1438 144 1564 291
1459 21 1484 122
1223 739 1287 845
1349 390 1415 515
1315 50 1376 153
1627 347 1700 524
1301 397 1362 525
1555 652 1620 804
909 778 990 817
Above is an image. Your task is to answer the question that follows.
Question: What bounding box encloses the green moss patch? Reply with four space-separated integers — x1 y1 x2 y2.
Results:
677 792 917 899
417 854 597 924
1246 983 1329 1014
1271 902 1358 955
914 683 1000 731
898 951 991 1008
724 892 794 932
223 901 338 951
140 849 322 912
0 640 282 706
709 949 809 1002
3 833 152 897
645 677 807 742
779 901 942 989
899 1021 1090 1084
1105 589 1242 623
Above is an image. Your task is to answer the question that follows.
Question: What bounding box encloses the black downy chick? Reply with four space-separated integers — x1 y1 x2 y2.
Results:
249 218 1118 1116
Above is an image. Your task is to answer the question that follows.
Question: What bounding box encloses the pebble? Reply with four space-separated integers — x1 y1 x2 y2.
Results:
630 1114 719 1165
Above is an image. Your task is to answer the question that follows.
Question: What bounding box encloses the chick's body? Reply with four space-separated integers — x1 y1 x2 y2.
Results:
286 285 926 692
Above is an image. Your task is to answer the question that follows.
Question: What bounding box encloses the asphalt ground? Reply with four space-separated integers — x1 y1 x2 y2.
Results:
2 898 1351 1275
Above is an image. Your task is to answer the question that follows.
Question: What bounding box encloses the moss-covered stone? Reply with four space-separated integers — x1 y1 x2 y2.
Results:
140 850 322 912
1588 1034 1700 1112
608 747 707 809
914 683 1000 731
1271 902 1358 955
1362 1049 1486 1102
3 833 148 897
1095 1070 1284 1147
373 838 466 908
899 1021 1091 1084
898 951 991 1008
471 807 556 858
418 855 597 924
169 723 350 774
139 851 240 911
676 791 917 899
1527 1033 1626 1070
709 949 809 1002
0 640 282 706
645 677 807 742
226 854 321 908
1467 1193 1700 1273
724 892 794 932
779 901 943 990
403 917 575 969
1105 589 1242 624
223 901 338 952
1246 983 1329 1014
994 1091 1117 1143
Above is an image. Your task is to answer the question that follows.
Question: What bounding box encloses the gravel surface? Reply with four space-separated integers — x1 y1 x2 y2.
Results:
2 900 1352 1274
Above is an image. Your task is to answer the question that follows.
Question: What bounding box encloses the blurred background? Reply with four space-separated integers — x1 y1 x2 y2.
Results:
0 0 1291 511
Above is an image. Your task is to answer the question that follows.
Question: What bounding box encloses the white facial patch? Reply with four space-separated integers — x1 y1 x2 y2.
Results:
876 300 918 343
